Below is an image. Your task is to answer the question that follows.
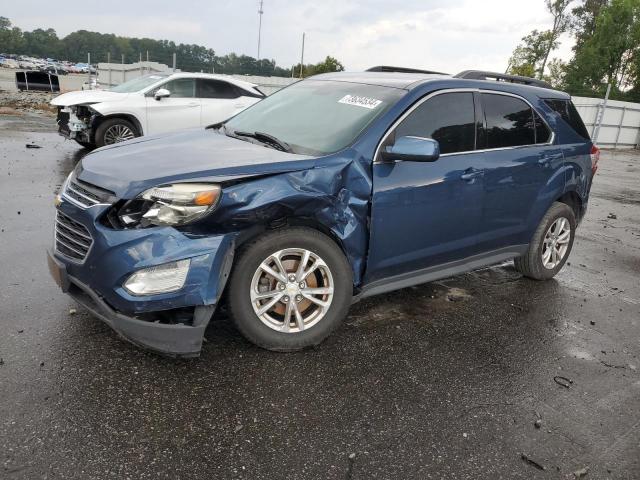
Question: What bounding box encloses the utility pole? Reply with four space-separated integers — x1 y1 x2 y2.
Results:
257 0 264 59
299 32 305 79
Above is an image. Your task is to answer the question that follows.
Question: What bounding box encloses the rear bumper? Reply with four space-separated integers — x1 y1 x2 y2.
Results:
48 250 214 357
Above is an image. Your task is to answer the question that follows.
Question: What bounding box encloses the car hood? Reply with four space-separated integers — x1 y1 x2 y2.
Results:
78 129 315 198
50 90 131 106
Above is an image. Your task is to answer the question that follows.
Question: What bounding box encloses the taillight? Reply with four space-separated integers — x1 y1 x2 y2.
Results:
590 144 600 175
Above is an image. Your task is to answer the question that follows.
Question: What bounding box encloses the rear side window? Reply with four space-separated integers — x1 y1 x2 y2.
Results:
198 79 240 99
482 94 535 148
395 92 476 155
544 99 590 140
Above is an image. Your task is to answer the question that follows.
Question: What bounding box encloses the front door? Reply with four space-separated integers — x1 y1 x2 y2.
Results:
145 77 201 135
366 91 485 284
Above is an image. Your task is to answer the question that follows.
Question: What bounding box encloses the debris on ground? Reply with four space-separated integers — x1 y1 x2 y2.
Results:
534 419 542 429
553 376 573 388
25 143 42 149
0 357 4 365
520 453 545 470
69 308 77 315
607 213 617 219
573 466 589 477
446 287 471 302
234 425 243 433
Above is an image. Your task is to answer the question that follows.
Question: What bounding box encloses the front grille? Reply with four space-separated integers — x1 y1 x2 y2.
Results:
63 175 115 209
55 211 93 262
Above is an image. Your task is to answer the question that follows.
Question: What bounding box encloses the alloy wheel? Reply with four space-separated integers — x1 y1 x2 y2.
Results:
542 217 571 269
103 124 135 144
250 248 334 333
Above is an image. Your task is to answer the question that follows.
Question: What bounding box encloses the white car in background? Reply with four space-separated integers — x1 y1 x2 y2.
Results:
50 72 265 149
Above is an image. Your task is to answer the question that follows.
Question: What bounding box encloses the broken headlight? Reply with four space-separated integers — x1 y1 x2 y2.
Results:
118 183 221 227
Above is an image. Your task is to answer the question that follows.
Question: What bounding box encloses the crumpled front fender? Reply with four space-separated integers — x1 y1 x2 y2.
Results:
197 149 372 286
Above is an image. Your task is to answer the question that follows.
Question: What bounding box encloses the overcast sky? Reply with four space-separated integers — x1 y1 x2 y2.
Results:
5 0 574 72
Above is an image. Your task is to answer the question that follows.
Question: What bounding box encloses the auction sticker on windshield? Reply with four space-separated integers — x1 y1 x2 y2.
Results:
338 95 382 109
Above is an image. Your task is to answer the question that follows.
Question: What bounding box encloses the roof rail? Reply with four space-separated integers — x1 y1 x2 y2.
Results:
366 65 448 75
454 70 553 89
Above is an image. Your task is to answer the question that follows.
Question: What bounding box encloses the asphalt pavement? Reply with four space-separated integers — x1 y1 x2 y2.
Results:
1 113 639 479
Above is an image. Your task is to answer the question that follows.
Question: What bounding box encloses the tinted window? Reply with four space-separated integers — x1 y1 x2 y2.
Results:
159 78 196 98
534 111 552 144
544 99 590 140
483 94 535 148
395 92 476 154
198 79 239 99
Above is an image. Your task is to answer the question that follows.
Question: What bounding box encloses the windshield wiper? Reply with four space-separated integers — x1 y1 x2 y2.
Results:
232 130 292 152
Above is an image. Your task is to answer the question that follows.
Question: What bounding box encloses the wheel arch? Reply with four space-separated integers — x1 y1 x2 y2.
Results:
91 113 144 140
556 189 585 222
232 217 356 285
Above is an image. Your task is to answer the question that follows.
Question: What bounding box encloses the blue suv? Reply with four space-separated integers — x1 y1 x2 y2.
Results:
47 68 598 356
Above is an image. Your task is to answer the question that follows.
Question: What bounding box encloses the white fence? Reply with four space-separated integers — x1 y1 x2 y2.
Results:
573 95 640 149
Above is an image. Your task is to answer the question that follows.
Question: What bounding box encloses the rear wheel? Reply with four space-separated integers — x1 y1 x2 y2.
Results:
227 227 353 351
514 202 576 280
94 117 138 147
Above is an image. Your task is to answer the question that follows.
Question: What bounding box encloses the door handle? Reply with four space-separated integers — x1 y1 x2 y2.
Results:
460 168 483 181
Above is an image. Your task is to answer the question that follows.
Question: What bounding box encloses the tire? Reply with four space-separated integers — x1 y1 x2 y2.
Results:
94 117 139 148
514 202 576 280
74 139 96 150
227 227 353 351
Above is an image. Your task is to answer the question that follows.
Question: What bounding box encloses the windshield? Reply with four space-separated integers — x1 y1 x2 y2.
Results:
224 80 404 155
109 74 168 93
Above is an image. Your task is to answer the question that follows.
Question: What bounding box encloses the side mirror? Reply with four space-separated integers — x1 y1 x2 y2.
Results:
154 88 171 100
381 136 440 162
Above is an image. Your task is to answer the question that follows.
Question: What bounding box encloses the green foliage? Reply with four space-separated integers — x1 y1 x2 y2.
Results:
564 0 640 99
0 17 344 78
291 56 345 78
506 30 556 78
506 1 572 79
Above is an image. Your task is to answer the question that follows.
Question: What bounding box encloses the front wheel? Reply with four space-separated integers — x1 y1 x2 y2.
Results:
514 202 576 280
94 117 139 147
227 227 353 351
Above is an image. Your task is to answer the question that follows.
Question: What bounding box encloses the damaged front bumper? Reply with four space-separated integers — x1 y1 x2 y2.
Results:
49 200 238 357
48 251 214 357
56 105 92 141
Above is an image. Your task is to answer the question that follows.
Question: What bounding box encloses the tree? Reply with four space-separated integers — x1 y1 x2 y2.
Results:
539 0 573 76
571 0 609 50
506 1 571 79
506 30 555 77
564 0 640 96
0 17 24 53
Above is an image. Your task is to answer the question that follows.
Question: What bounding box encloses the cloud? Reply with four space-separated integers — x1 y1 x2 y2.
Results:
5 0 570 73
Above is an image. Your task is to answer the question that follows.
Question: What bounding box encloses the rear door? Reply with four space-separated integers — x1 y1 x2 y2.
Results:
145 77 201 135
475 92 564 251
366 91 484 284
198 79 259 126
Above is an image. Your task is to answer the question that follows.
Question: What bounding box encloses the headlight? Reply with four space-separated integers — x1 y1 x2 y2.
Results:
123 259 190 295
121 183 221 227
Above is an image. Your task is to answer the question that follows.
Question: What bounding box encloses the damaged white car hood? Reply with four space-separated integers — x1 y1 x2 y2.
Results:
50 90 131 107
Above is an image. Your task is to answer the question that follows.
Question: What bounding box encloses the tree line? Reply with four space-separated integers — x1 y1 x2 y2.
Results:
0 17 344 78
507 0 640 101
